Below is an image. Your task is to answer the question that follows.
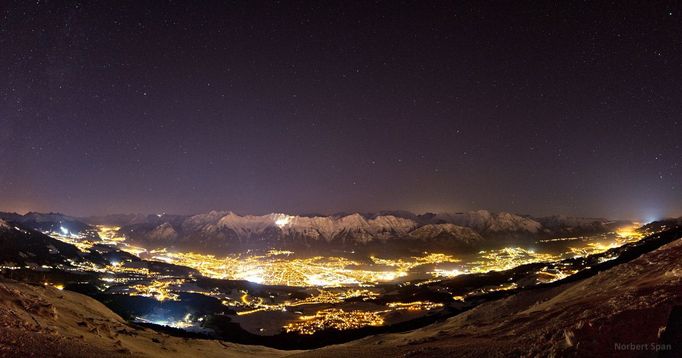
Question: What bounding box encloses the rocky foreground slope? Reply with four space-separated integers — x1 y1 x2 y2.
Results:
0 280 290 357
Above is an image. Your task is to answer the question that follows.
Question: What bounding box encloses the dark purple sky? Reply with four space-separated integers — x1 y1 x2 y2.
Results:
0 1 680 219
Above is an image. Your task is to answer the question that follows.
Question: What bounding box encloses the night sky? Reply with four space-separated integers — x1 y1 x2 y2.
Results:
1 1 680 219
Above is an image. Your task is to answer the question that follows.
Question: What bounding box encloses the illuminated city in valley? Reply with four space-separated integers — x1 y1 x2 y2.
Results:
5 220 650 336
45 223 647 288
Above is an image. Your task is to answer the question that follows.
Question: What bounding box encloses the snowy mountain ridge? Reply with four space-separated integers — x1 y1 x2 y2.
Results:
88 210 631 253
0 210 632 253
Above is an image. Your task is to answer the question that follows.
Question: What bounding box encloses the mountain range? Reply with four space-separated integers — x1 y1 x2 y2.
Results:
91 210 630 254
0 210 632 254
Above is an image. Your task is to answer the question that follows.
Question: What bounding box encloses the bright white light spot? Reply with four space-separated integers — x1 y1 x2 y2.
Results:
241 268 265 284
431 268 463 278
375 271 405 281
244 275 263 284
305 274 331 286
274 215 292 228
60 226 69 235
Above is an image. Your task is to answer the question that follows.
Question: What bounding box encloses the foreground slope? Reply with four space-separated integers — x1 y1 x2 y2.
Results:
0 281 291 357
297 235 682 357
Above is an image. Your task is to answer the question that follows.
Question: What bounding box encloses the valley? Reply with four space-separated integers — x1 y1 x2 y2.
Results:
0 211 666 349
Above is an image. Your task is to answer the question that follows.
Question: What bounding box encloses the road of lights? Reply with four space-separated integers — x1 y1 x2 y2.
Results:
386 301 444 311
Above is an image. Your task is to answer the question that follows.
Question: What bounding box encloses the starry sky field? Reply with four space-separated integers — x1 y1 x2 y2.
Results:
0 1 680 219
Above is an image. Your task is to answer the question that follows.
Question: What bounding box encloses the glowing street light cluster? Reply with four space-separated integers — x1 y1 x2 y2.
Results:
147 250 459 287
283 308 385 335
283 300 444 334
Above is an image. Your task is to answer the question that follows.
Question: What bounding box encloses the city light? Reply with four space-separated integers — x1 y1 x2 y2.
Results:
36 222 654 335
